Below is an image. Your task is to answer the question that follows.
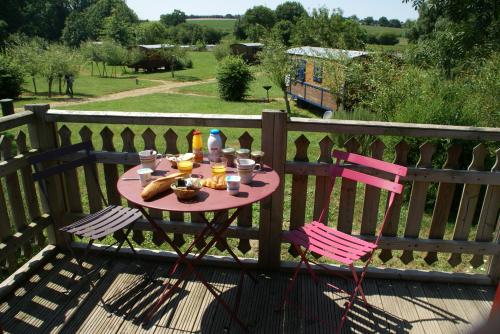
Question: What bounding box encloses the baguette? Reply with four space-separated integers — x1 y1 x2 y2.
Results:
141 172 186 200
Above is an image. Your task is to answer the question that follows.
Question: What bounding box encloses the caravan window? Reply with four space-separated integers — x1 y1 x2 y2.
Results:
313 62 323 83
296 60 306 82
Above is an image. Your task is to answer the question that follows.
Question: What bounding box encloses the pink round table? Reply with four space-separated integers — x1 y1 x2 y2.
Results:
117 159 280 329
117 159 280 212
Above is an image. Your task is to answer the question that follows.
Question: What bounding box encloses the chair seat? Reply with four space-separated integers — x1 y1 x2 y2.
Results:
283 221 377 265
60 205 142 240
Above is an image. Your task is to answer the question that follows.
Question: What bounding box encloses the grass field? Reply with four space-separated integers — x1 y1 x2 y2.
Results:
187 18 236 34
362 24 406 36
176 72 283 100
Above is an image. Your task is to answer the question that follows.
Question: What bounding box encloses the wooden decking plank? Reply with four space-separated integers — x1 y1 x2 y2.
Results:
281 272 304 334
390 281 427 333
362 279 391 333
2 254 106 334
209 269 240 333
433 283 474 333
261 272 284 334
376 279 414 333
116 262 172 334
458 283 493 317
188 268 218 333
0 253 67 314
420 282 462 333
449 284 487 326
77 264 135 334
165 268 213 334
406 282 444 334
58 259 126 334
158 269 198 334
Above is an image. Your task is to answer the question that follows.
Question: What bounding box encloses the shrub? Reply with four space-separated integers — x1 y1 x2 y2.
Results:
213 42 231 62
216 56 254 101
0 54 24 99
377 32 399 45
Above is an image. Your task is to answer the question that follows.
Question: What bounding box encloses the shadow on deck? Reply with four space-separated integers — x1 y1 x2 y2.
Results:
0 252 494 334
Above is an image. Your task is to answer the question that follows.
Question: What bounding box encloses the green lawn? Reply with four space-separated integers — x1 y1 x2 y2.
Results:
176 73 283 100
361 24 406 37
131 51 218 81
15 72 158 108
186 19 236 34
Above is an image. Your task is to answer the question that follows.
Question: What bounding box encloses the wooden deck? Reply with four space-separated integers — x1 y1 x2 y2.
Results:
0 252 494 334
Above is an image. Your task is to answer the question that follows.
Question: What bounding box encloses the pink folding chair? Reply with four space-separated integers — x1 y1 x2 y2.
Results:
282 150 407 333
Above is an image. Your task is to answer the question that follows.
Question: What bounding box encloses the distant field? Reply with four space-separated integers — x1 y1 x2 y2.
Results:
187 19 407 49
361 24 406 37
187 19 236 34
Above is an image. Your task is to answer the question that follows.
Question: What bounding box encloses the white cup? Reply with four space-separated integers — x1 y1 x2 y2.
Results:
137 168 153 187
236 159 256 184
226 175 241 196
139 150 162 170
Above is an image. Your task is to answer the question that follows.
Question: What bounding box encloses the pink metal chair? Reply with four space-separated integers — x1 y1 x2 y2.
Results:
282 149 407 333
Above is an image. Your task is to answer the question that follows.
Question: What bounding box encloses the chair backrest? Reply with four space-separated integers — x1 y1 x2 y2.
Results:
28 141 107 205
318 150 408 244
29 141 95 182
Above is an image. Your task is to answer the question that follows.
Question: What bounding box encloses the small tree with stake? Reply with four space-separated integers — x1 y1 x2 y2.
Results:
157 45 189 78
258 38 298 113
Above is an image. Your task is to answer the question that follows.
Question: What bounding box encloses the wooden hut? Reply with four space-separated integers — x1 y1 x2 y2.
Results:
287 46 370 111
128 44 173 72
230 42 264 63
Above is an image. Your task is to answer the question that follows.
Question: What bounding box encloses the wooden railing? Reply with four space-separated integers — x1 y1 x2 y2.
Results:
1 104 499 286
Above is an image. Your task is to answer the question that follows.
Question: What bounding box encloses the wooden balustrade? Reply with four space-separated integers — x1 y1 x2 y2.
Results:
1 105 499 284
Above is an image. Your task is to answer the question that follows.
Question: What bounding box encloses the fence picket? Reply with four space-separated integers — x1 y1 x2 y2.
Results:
16 131 44 246
237 131 254 254
288 134 310 257
400 142 436 264
142 128 164 246
449 143 488 267
471 148 500 268
121 127 144 245
379 140 409 263
58 125 83 214
0 135 31 258
424 144 462 265
164 128 185 247
79 126 102 213
360 139 385 236
0 179 17 271
337 137 360 233
313 136 333 223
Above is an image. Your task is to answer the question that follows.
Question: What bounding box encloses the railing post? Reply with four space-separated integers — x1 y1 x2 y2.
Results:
259 110 287 270
488 216 500 284
25 104 68 246
0 99 14 116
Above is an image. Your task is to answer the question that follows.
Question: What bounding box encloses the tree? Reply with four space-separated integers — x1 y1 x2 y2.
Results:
157 45 190 78
363 16 375 26
389 19 402 28
134 21 168 44
377 32 399 45
101 7 133 45
216 56 254 101
7 36 46 94
275 2 307 24
40 44 81 97
378 16 390 27
292 8 366 49
62 12 92 47
0 54 24 99
271 20 294 46
235 5 276 40
160 9 187 27
258 38 297 113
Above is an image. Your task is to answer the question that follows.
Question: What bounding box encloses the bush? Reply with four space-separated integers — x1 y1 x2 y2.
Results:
213 42 231 62
216 56 254 101
0 54 24 99
377 32 399 45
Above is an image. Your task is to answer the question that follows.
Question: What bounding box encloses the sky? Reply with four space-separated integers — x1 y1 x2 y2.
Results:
126 0 419 21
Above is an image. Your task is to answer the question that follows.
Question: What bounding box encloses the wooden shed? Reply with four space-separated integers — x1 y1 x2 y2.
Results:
230 42 264 63
287 46 370 111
